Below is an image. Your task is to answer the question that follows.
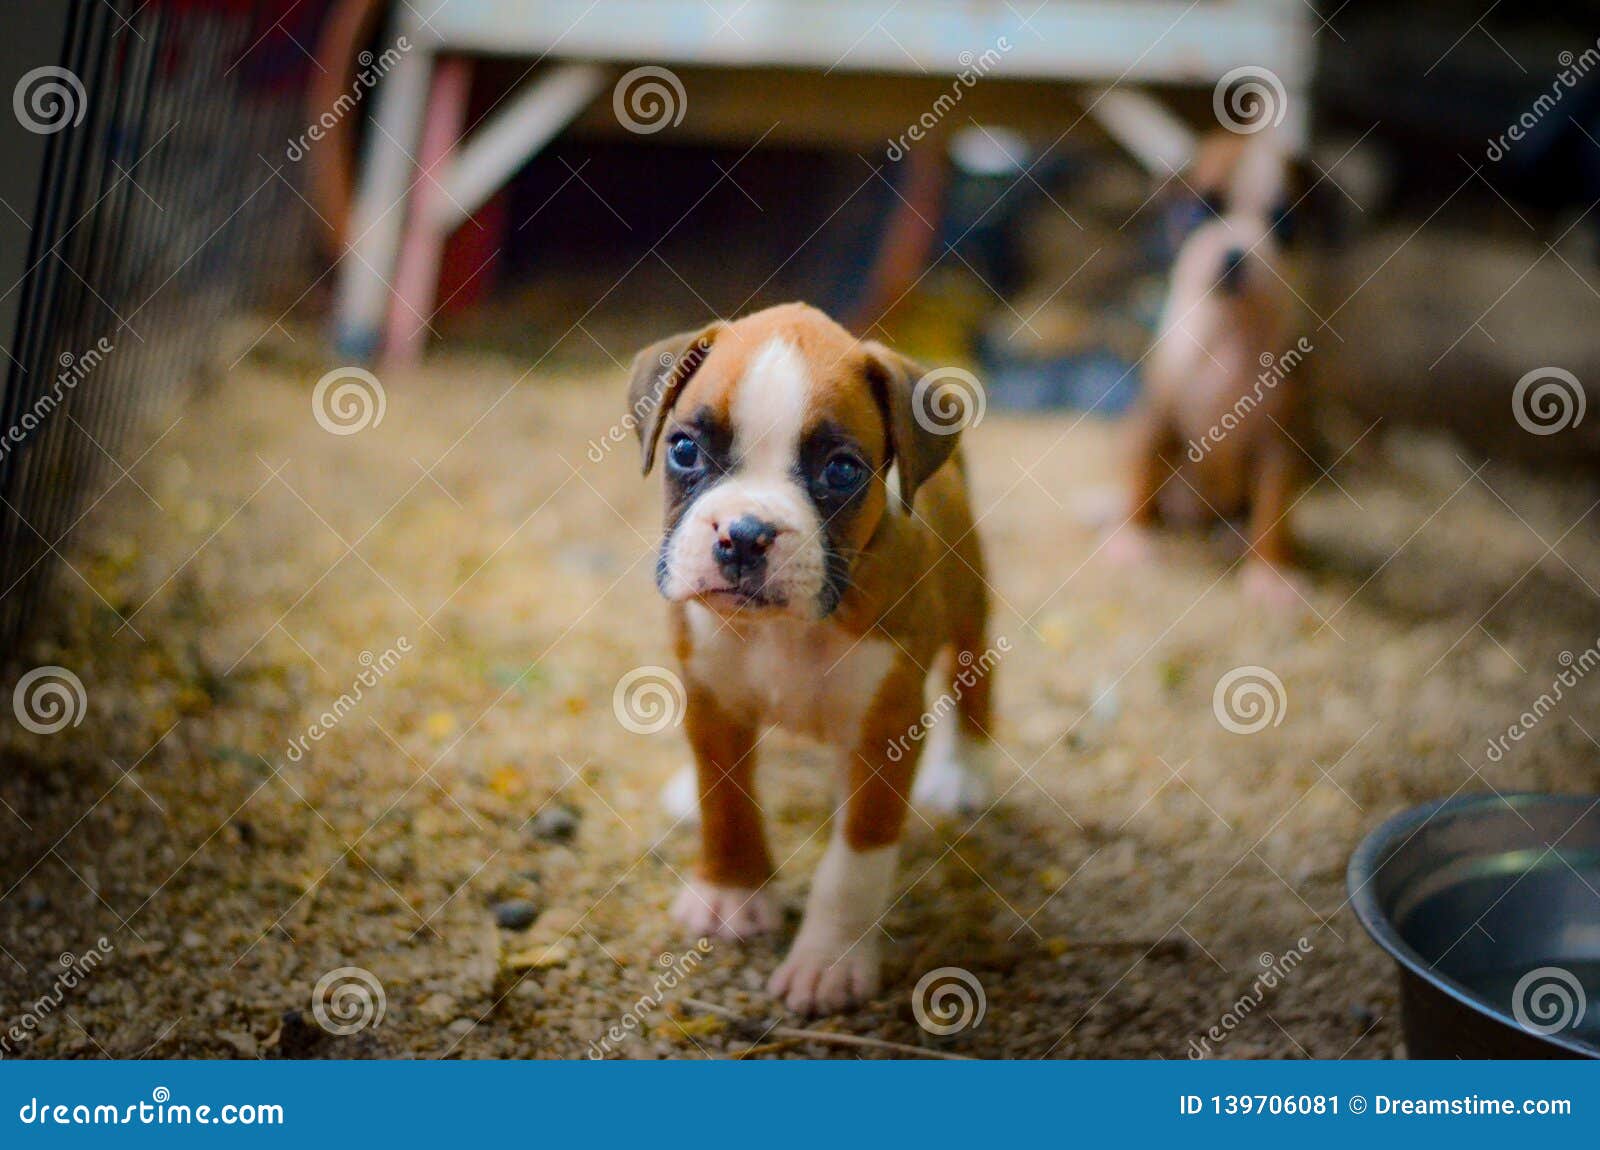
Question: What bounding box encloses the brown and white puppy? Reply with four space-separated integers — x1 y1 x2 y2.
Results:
1115 134 1309 604
627 302 994 1014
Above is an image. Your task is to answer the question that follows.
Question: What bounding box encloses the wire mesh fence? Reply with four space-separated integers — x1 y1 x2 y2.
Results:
0 0 313 662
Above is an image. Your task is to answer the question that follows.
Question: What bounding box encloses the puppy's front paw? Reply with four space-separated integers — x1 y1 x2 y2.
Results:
672 880 777 941
768 940 882 1014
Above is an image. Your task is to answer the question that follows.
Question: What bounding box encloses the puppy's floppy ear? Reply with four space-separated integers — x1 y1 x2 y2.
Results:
627 322 722 475
862 340 965 511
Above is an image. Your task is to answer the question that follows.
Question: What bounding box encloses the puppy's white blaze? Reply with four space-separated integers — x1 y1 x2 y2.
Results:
733 338 810 476
884 462 904 515
663 336 829 611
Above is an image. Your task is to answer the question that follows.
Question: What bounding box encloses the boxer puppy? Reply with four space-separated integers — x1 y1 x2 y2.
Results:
1116 135 1310 604
627 302 994 1013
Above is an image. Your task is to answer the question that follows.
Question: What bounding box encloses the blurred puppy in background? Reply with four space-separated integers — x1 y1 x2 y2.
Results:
1110 131 1312 606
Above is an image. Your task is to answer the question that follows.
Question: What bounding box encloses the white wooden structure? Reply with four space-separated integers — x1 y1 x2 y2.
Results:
335 0 1315 358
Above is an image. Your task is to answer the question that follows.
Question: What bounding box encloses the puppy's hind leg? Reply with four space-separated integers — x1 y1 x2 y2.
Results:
1239 437 1311 611
911 630 998 817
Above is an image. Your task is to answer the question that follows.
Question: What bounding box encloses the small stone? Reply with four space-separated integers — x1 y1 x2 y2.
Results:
424 711 458 739
420 993 458 1022
1089 678 1121 725
493 899 541 931
504 943 570 971
217 1029 258 1058
445 1017 476 1040
527 805 580 843
272 1010 324 1058
22 893 49 912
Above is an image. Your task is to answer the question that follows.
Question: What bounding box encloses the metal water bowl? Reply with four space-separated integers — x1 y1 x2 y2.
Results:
1349 793 1600 1058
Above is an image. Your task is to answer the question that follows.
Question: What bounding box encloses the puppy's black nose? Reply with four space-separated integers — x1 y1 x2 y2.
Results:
1219 247 1248 293
712 515 777 582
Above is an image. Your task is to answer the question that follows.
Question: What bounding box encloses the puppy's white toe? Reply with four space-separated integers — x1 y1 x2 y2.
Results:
1240 559 1310 613
671 880 776 940
912 737 993 816
1101 524 1154 566
660 765 700 824
768 941 882 1015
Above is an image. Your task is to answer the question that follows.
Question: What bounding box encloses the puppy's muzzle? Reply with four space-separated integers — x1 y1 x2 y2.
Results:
712 515 778 585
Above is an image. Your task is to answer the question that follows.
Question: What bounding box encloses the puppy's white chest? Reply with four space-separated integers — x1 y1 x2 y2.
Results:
685 604 895 741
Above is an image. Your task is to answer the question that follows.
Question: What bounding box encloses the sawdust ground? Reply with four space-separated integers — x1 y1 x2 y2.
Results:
3 337 1598 1059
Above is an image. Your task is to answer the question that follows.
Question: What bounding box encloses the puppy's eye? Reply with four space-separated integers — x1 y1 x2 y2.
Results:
821 454 865 491
667 434 701 471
